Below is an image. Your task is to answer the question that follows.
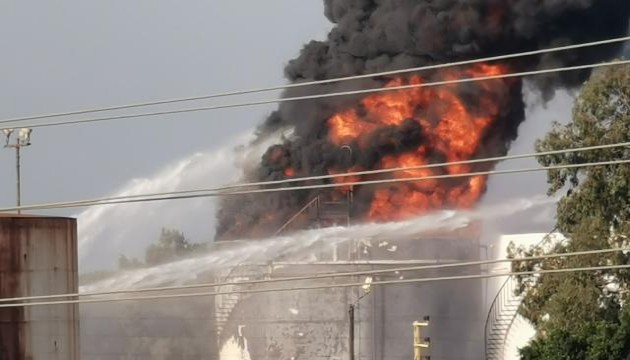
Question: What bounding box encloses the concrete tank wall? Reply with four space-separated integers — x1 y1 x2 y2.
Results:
80 297 217 360
361 268 484 360
362 235 484 360
76 227 483 360
220 269 352 360
218 229 484 360
0 215 79 360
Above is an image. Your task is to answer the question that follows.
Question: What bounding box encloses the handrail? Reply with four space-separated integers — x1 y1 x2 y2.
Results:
484 273 513 358
273 196 319 236
484 228 558 358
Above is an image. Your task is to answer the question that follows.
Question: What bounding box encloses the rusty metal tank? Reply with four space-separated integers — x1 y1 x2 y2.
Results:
0 214 79 360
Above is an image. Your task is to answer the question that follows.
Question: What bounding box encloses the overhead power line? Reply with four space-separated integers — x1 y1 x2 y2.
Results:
3 158 628 212
1 263 629 308
0 246 625 304
1 35 629 127
5 141 626 212
6 59 630 130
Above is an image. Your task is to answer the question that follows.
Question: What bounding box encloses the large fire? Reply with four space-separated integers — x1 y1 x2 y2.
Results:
324 64 511 221
215 0 630 240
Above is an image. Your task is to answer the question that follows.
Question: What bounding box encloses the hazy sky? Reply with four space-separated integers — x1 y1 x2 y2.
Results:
0 1 329 209
1 1 622 270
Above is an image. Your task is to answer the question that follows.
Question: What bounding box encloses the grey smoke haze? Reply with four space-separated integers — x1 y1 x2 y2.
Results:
0 1 329 215
0 1 331 271
1 2 626 271
216 0 630 240
294 0 628 94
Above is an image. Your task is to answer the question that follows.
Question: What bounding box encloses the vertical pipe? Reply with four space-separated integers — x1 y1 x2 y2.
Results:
349 304 355 360
483 245 490 314
316 194 320 225
346 187 353 227
16 145 21 214
347 189 355 260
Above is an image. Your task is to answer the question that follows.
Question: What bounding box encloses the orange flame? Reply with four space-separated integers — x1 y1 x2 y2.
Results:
327 64 509 221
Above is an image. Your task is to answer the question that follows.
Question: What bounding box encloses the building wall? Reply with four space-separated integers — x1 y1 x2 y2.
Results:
0 215 79 360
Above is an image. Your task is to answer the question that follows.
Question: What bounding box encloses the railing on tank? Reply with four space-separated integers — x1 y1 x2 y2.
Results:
273 196 320 236
274 190 353 236
485 230 556 359
484 274 522 359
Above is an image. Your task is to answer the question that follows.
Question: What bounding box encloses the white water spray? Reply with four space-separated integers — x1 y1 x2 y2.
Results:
77 131 290 272
81 194 555 292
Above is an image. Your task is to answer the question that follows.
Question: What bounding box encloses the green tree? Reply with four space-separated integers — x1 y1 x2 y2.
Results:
117 254 143 270
512 63 630 357
115 228 208 270
144 228 207 266
520 306 630 360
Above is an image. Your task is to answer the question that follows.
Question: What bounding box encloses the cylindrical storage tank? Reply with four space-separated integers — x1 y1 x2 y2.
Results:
357 232 484 360
217 265 353 360
216 225 483 360
0 215 79 360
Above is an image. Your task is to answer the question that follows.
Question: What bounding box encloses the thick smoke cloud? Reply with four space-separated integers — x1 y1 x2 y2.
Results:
215 0 630 240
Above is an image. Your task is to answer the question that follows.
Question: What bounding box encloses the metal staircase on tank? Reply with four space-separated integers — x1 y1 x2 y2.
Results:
315 190 352 228
484 275 523 359
274 190 353 236
485 232 554 359
214 264 268 337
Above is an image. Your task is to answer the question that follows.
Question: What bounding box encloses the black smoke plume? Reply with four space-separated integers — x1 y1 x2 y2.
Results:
215 0 630 240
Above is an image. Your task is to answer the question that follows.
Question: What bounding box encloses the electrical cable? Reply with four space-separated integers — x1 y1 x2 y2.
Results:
1 36 628 127
1 263 628 308
0 246 624 303
4 141 627 212
7 59 630 130
3 158 628 212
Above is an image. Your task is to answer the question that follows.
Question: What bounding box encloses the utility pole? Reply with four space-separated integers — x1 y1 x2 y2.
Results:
348 278 371 360
349 304 355 360
16 145 21 212
413 316 430 360
2 128 32 214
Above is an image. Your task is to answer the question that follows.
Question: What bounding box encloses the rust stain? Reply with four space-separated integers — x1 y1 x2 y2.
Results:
0 217 26 359
0 216 79 360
